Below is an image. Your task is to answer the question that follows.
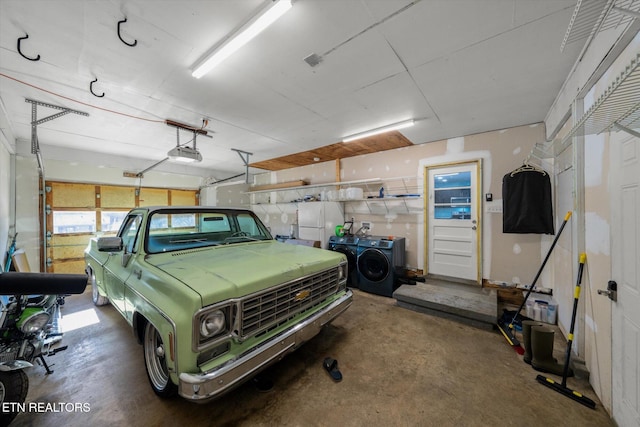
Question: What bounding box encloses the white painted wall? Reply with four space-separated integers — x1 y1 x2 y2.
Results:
30 142 206 189
200 181 250 207
14 155 40 270
0 141 11 270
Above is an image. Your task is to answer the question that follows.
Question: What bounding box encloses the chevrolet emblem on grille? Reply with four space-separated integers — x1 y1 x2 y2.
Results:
294 289 311 301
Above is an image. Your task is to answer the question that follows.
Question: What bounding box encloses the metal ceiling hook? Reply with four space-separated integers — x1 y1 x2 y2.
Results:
17 34 41 61
90 78 105 97
117 18 137 47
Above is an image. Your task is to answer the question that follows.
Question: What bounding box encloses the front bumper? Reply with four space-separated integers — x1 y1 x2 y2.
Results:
178 289 353 402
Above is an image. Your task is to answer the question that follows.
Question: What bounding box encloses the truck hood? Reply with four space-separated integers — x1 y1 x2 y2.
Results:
146 241 345 307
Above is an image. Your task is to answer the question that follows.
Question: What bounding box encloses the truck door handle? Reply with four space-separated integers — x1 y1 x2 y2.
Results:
133 269 142 280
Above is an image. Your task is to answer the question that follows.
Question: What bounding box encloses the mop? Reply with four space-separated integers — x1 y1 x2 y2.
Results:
536 253 596 409
497 211 572 354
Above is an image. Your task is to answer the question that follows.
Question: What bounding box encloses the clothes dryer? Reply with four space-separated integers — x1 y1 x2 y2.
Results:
328 235 359 288
356 236 405 297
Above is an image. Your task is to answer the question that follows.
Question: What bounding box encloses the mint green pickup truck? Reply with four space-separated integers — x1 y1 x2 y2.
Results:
85 206 352 402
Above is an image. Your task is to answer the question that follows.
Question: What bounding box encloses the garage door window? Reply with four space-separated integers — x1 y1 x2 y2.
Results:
53 211 97 234
101 211 129 233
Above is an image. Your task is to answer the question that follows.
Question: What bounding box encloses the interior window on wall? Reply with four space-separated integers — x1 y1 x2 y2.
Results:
52 211 97 234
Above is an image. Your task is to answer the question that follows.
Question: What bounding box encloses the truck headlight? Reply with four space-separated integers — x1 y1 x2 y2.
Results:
200 310 226 338
338 262 348 282
18 309 50 334
193 304 234 352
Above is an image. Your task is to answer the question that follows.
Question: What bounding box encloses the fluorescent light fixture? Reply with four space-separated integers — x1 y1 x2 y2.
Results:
191 0 293 78
342 119 415 143
167 146 203 163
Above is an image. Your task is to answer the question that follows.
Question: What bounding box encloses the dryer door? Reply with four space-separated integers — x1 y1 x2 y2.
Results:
357 248 390 282
333 245 357 274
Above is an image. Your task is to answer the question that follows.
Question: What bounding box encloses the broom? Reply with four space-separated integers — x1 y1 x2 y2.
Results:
497 211 572 354
536 253 596 409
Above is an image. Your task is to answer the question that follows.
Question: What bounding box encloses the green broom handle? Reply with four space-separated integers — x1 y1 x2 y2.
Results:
562 253 586 386
509 211 572 328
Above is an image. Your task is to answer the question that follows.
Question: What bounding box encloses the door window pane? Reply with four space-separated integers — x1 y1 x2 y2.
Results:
120 215 142 253
433 171 472 219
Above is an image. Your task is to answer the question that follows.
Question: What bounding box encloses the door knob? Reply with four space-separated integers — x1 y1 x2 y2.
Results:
471 226 477 230
597 280 617 302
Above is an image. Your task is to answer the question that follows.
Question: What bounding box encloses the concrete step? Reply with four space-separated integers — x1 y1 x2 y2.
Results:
393 280 498 330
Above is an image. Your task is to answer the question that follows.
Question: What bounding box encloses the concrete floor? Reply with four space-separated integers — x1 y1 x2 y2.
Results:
13 287 612 427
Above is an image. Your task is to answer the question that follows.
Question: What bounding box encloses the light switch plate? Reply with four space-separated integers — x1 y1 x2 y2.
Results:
485 200 503 213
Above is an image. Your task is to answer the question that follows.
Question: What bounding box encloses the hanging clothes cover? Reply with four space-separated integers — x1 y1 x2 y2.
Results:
502 167 554 234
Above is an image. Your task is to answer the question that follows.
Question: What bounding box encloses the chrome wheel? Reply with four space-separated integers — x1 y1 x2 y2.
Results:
143 322 177 397
90 270 108 306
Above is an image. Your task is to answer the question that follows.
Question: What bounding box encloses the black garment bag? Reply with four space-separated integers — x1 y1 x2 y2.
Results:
502 166 554 234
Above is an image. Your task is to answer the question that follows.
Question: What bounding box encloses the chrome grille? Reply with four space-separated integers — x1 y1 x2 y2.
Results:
239 268 339 339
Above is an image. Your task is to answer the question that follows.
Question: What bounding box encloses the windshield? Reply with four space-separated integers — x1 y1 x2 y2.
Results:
144 209 272 254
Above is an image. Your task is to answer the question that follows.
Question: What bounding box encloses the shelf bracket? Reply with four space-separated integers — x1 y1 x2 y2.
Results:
232 148 253 184
26 98 89 154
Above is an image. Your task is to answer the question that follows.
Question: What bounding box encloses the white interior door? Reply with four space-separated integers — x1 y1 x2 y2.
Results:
426 161 480 283
611 133 640 426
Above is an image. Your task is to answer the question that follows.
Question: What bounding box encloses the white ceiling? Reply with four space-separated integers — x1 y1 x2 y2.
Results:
0 0 585 180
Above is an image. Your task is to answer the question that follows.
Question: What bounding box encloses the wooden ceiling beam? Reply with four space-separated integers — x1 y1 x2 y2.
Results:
249 131 413 171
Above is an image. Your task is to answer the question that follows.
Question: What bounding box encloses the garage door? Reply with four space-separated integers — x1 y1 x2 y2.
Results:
45 182 198 273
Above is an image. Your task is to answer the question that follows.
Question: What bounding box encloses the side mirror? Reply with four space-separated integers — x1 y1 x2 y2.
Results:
97 237 123 252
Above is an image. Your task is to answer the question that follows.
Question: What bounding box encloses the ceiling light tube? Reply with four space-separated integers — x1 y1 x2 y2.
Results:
342 119 415 143
191 0 293 78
